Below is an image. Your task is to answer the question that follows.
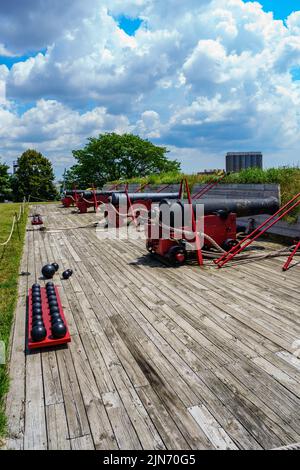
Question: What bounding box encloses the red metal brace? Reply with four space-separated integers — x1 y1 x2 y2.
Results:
215 193 300 268
125 184 139 228
282 240 300 271
73 185 79 206
192 172 227 200
135 182 149 193
92 184 99 212
180 178 204 266
157 184 171 193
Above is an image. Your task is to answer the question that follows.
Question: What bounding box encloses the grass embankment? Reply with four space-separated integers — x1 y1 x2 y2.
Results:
111 167 300 222
0 203 28 437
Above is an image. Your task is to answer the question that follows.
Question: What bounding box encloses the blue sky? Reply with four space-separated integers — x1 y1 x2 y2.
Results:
1 0 300 177
0 49 46 69
244 0 300 20
116 16 143 36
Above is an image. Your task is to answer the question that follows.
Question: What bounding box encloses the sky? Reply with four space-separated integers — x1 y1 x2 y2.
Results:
1 1 300 179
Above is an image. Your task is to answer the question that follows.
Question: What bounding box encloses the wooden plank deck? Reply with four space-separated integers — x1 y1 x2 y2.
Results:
4 203 300 450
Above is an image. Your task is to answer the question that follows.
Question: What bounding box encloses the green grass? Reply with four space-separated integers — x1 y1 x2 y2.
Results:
111 167 300 222
0 203 28 438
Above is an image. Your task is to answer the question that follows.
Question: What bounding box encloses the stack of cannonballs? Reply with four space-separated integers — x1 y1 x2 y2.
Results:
29 262 73 344
46 282 67 339
31 284 47 342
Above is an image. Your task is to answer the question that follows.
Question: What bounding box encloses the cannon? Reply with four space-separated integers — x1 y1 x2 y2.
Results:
146 196 279 265
106 192 180 227
76 190 125 213
61 190 85 208
61 189 124 211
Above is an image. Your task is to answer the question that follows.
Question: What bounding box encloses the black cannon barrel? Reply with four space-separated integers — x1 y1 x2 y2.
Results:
110 192 180 205
80 190 125 199
64 190 86 196
64 190 125 197
159 197 279 226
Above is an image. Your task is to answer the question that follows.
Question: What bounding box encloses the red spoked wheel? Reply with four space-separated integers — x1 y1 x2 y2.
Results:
167 246 187 266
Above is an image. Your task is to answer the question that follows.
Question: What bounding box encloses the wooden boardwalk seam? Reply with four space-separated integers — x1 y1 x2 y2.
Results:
4 204 300 450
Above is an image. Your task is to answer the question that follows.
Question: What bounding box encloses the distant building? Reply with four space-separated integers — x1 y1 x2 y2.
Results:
13 161 19 174
226 152 263 173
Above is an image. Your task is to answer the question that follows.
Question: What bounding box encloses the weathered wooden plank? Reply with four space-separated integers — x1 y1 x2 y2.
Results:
46 403 71 450
56 347 90 439
137 385 190 450
276 351 300 372
42 350 64 406
24 352 47 450
188 405 239 450
252 356 300 398
70 435 95 450
102 391 141 450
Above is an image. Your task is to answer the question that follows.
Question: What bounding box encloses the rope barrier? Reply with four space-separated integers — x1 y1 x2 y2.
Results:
0 215 16 247
16 204 23 222
80 197 106 205
0 198 26 247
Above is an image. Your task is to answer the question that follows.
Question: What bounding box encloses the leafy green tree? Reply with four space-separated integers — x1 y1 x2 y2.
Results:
11 149 58 201
0 160 11 201
63 166 82 189
66 133 181 188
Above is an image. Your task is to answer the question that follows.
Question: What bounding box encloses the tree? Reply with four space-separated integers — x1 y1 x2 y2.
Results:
0 160 11 201
11 149 58 201
66 133 181 188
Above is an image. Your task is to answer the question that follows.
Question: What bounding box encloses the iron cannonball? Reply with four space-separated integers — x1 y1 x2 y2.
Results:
52 322 67 339
50 305 60 315
50 312 62 322
62 269 73 280
47 287 56 297
32 292 41 300
52 263 59 272
32 283 41 290
32 319 44 328
32 314 43 322
32 301 42 310
31 325 47 342
32 305 42 314
42 264 56 279
32 307 43 316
